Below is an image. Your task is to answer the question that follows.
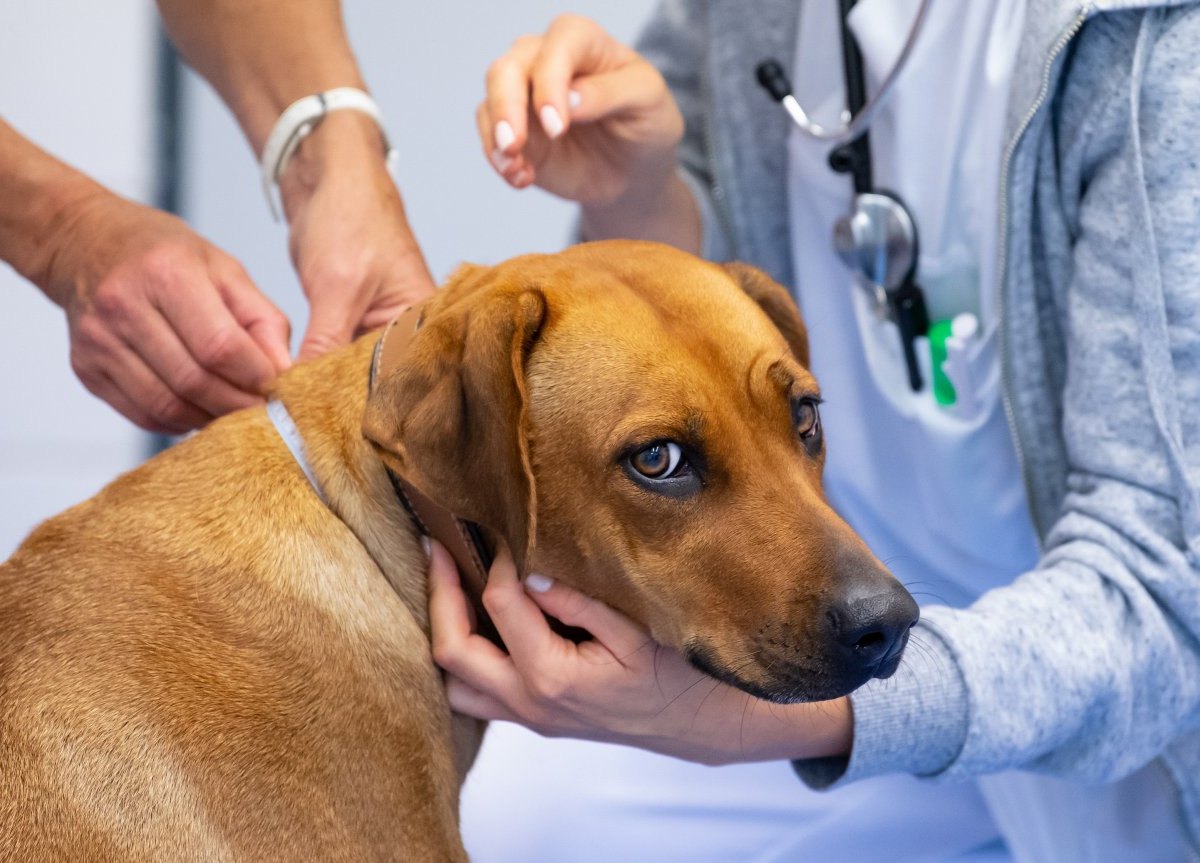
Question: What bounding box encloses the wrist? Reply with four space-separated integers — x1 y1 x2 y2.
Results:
16 176 111 307
727 695 853 764
646 686 852 766
0 121 103 298
276 110 393 221
700 696 854 768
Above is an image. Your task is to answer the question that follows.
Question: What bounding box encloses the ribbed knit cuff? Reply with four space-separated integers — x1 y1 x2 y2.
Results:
792 623 970 789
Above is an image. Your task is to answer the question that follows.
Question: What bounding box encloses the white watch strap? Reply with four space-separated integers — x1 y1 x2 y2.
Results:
259 87 399 221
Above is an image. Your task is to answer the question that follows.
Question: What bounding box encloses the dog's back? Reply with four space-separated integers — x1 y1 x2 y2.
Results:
0 340 470 861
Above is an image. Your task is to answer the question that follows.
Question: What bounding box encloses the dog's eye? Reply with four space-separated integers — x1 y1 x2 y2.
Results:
629 442 684 479
793 398 821 440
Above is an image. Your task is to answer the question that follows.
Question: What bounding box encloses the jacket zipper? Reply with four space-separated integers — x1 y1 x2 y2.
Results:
699 5 737 259
994 5 1090 542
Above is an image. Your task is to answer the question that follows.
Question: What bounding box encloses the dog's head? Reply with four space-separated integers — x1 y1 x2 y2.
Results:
363 240 916 702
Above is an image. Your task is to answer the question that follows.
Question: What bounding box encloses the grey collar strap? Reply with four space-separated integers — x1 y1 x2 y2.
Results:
266 398 325 502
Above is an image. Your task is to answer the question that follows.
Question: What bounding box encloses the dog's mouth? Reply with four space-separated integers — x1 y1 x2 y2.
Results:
871 635 908 680
684 634 909 704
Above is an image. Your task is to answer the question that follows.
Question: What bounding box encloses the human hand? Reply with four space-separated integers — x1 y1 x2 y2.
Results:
43 190 291 434
428 540 854 766
477 14 684 207
279 112 437 360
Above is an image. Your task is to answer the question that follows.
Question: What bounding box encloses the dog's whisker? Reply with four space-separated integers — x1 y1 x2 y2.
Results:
906 591 951 605
654 667 726 717
739 689 755 758
615 637 659 666
906 633 947 671
652 643 670 701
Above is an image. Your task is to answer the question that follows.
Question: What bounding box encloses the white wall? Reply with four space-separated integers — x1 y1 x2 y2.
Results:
0 1 158 557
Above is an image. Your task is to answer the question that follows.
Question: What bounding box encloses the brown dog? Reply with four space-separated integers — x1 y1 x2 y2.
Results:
0 241 916 860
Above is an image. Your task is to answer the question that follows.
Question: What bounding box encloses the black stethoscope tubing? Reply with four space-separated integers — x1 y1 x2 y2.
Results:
757 0 930 391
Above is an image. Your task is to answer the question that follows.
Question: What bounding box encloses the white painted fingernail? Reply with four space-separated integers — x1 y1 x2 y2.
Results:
525 573 554 593
539 104 564 138
490 148 514 172
494 120 515 152
568 89 582 110
420 535 432 557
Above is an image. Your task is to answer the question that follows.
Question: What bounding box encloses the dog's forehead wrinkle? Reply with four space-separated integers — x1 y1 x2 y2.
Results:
766 357 795 391
766 356 819 398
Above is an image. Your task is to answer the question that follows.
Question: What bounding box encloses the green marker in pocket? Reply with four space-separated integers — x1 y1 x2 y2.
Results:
929 319 956 406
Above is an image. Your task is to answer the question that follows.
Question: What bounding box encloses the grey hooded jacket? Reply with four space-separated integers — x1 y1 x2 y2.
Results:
637 0 1200 855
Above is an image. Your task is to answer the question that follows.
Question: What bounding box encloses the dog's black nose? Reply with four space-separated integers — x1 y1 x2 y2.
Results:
829 583 919 676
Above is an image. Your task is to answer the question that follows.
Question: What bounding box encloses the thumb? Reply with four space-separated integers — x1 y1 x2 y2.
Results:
299 295 358 361
524 574 651 658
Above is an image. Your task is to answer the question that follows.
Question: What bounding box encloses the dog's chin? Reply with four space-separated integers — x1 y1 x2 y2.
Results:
684 643 902 705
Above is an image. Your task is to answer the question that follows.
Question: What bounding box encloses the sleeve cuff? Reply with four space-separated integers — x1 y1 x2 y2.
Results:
792 622 970 789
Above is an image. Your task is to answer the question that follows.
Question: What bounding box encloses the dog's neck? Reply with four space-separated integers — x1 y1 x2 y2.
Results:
267 329 499 643
267 336 432 626
367 309 504 645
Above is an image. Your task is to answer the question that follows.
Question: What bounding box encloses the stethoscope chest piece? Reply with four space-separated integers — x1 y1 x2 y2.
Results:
832 190 930 391
833 191 917 316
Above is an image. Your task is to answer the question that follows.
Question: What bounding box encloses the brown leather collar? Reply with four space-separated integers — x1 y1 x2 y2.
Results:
369 307 505 649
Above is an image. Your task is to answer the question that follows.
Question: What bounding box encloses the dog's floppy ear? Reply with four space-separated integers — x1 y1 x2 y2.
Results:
722 262 810 368
362 283 547 573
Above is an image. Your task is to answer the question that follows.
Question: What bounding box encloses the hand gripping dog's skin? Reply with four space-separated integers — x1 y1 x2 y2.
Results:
0 241 915 860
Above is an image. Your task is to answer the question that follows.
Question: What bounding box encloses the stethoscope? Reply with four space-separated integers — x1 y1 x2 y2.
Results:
757 0 933 391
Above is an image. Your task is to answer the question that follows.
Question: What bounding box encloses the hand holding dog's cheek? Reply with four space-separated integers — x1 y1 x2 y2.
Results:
503 579 856 767
430 542 630 729
428 540 524 697
429 542 855 766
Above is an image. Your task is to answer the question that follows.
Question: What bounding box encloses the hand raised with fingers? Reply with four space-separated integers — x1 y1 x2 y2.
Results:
44 190 291 434
478 14 684 207
427 540 854 766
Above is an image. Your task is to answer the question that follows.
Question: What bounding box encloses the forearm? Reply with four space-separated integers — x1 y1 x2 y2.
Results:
156 0 365 154
0 119 105 302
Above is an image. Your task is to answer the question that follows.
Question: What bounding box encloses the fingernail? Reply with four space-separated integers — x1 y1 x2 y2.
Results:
420 535 432 557
490 148 514 172
525 573 554 593
494 120 515 152
568 89 581 111
539 104 564 139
